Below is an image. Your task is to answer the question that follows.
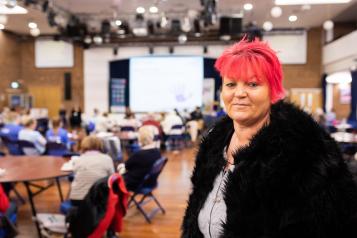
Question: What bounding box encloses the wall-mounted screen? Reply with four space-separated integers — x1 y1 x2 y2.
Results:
35 39 74 68
130 56 203 112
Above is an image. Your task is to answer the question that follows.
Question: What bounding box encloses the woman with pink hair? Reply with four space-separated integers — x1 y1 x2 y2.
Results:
181 38 357 238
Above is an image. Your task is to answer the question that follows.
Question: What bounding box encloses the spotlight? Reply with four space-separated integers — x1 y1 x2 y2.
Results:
149 6 158 14
83 35 92 44
0 24 4 30
30 27 40 37
136 7 145 14
289 15 297 22
262 21 273 31
323 20 334 30
93 35 103 44
178 34 187 44
243 3 253 11
271 6 282 18
28 22 37 29
115 20 122 26
101 20 111 34
10 81 20 89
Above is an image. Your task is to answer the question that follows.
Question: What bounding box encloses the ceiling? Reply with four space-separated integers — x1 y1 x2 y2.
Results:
2 0 357 39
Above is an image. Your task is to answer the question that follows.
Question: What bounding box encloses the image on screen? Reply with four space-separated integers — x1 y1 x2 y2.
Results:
129 56 203 112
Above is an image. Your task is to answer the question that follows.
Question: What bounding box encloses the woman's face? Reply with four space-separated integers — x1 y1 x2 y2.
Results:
221 71 271 127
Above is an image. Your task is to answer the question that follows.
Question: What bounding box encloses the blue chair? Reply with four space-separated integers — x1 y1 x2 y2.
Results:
18 140 40 156
85 121 96 135
60 200 72 215
166 125 185 151
46 142 70 157
0 136 22 156
0 203 18 237
127 157 168 223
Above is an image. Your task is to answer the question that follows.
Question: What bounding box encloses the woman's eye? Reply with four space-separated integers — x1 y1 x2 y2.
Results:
225 82 236 87
247 82 258 87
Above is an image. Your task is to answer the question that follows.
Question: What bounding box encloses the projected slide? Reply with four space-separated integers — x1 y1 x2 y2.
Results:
130 56 203 112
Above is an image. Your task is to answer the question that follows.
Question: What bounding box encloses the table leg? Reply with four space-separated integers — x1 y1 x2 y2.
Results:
24 181 42 238
55 177 64 202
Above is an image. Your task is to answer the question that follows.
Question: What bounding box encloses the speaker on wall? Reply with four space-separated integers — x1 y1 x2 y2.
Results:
64 72 72 100
219 16 242 36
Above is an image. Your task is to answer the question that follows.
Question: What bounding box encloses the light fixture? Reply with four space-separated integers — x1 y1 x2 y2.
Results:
0 23 4 30
275 0 350 5
323 20 334 30
270 6 282 18
93 35 103 44
263 21 273 31
84 35 92 44
181 17 191 32
28 22 37 29
10 81 19 89
136 6 145 14
149 6 158 14
0 14 8 25
0 5 28 14
288 15 298 22
29 27 40 36
178 34 187 44
115 20 122 26
243 3 253 11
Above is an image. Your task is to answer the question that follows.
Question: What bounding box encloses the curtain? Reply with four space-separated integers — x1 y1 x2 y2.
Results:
321 73 327 112
347 70 357 126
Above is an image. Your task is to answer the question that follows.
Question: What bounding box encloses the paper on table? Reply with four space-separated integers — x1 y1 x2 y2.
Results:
61 160 74 171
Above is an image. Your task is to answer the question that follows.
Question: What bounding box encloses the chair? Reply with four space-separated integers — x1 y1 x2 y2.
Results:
127 157 168 223
46 142 70 157
0 136 22 156
18 140 40 156
166 125 185 151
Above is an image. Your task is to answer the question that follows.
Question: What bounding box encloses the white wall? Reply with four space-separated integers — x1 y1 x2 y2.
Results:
84 45 227 114
323 30 357 74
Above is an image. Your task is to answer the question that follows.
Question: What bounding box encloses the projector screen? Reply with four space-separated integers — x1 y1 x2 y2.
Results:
130 56 203 112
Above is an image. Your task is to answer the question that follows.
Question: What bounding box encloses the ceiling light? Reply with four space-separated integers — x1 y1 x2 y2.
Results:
28 22 37 29
149 6 158 14
0 14 8 24
263 21 273 31
84 35 92 44
289 15 298 22
10 81 19 89
115 20 122 26
243 3 253 11
0 5 28 14
275 0 350 5
271 6 282 18
0 23 4 30
136 6 145 14
323 20 334 30
178 34 187 44
93 35 103 44
29 27 40 37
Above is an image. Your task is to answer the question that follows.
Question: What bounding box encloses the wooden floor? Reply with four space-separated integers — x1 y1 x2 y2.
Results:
13 147 197 238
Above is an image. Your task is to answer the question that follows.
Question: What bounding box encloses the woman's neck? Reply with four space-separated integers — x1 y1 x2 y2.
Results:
233 112 270 148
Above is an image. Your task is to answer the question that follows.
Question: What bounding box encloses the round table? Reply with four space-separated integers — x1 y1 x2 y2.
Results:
0 156 71 237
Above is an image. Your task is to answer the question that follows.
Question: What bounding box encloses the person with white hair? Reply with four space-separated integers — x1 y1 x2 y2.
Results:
122 126 161 191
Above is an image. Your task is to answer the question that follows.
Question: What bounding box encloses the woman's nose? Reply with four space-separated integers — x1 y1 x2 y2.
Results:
234 84 247 97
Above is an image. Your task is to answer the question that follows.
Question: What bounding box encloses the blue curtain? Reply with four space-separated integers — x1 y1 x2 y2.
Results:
203 58 220 101
321 73 327 112
109 59 129 109
348 70 357 127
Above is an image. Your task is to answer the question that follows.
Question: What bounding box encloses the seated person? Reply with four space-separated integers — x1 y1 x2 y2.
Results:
123 126 161 191
69 136 114 207
0 111 22 141
46 117 69 145
0 184 17 235
18 116 47 154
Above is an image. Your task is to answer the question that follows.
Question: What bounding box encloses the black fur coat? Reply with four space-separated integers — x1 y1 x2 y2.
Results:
182 101 357 238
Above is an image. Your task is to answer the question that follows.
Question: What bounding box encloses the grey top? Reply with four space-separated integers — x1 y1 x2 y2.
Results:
198 153 234 238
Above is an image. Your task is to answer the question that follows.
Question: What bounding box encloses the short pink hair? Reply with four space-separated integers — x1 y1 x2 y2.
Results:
215 37 285 103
